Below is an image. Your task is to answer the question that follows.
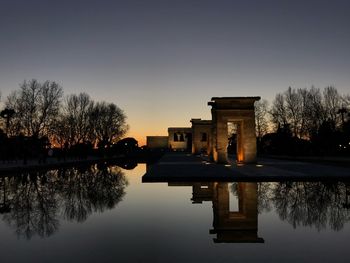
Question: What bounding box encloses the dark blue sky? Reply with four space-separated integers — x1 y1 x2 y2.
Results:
0 0 349 142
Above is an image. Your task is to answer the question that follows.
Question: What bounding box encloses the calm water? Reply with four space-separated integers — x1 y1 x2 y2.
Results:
0 164 349 263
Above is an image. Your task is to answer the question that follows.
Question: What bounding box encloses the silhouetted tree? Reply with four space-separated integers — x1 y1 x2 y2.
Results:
270 93 288 130
0 108 15 135
284 87 304 138
114 137 139 155
51 93 93 149
302 87 326 137
267 86 350 155
323 86 342 126
255 99 269 139
89 102 128 146
337 107 348 128
5 79 63 137
63 93 94 146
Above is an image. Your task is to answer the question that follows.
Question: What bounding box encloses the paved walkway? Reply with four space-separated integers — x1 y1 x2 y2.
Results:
142 152 350 182
2 152 350 181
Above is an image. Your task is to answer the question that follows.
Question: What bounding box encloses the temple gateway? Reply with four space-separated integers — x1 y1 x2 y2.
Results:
147 97 260 164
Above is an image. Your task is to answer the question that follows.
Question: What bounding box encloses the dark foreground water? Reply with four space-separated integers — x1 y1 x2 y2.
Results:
0 164 349 263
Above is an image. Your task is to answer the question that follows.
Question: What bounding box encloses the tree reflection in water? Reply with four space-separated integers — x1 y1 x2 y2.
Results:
0 164 127 239
57 164 127 223
230 182 350 231
2 171 59 240
272 182 350 231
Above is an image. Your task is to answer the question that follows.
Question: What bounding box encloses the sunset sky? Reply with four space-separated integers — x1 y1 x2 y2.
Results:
0 0 349 145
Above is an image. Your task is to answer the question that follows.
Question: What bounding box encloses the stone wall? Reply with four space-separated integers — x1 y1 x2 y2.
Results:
168 127 192 151
190 119 212 155
146 136 169 149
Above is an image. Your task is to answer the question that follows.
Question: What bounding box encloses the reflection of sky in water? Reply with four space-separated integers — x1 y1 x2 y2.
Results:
0 164 349 262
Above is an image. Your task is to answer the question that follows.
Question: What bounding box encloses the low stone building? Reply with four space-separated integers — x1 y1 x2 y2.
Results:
146 136 168 149
168 127 192 151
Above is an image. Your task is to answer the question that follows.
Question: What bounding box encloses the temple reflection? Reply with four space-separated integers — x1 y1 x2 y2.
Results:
211 182 264 243
168 182 264 243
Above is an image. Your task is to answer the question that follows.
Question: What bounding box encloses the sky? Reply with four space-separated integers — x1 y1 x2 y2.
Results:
0 0 349 145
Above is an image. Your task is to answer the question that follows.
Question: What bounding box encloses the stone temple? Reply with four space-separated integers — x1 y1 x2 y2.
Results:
147 97 260 164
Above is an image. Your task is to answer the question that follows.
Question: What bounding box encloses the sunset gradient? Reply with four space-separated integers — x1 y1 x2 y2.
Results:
0 0 349 145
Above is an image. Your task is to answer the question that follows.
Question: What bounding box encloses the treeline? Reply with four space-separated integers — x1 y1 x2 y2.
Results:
255 86 350 155
0 79 129 160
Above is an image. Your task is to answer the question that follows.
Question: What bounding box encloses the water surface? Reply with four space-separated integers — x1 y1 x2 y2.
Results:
0 164 349 262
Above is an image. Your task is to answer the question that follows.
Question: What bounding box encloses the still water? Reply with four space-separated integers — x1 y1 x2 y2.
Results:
0 164 349 263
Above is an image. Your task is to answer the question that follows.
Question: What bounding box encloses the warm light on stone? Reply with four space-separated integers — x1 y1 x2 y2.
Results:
208 97 260 164
190 118 212 155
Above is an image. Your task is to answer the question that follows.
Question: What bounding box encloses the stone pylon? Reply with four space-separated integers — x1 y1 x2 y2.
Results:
208 97 260 164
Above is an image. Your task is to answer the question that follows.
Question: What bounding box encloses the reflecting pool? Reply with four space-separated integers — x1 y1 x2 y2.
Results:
0 164 349 262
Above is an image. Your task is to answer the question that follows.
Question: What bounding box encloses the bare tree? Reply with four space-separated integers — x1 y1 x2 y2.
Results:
63 93 94 146
270 86 346 140
5 79 63 137
340 94 350 125
323 86 341 126
283 87 307 138
51 115 71 148
342 94 350 109
255 99 269 139
51 95 128 149
303 87 326 137
270 93 288 129
90 102 128 146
